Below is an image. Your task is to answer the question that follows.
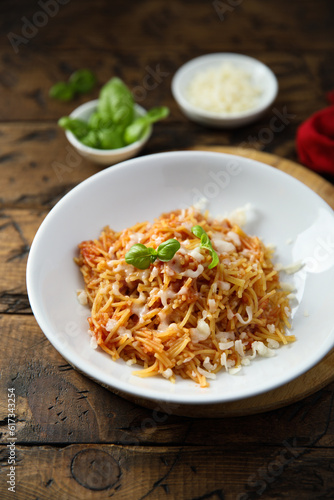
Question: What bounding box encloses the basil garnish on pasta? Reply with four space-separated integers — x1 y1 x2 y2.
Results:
191 225 219 269
156 239 181 261
125 239 180 269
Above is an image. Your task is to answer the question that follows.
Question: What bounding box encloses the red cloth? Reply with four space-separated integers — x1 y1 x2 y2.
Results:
296 92 334 174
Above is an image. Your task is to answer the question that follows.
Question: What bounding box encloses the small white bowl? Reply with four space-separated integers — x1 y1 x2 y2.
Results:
63 100 152 166
171 53 278 128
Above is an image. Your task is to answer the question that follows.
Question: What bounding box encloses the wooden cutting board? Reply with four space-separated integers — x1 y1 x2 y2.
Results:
111 147 334 417
155 145 333 417
120 147 334 417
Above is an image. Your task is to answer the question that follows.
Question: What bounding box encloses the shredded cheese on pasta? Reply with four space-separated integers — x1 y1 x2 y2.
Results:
75 207 293 387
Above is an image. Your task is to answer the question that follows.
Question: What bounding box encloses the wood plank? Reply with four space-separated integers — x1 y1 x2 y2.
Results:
1 101 333 208
0 47 329 123
1 315 334 446
1 0 333 52
0 48 176 122
0 120 240 207
0 123 272 208
0 443 333 500
0 123 99 209
0 209 46 312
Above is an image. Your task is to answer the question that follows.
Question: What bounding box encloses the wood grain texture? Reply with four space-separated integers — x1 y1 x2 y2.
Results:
1 443 334 500
0 209 45 312
0 48 329 124
1 0 334 51
0 121 332 210
1 315 334 448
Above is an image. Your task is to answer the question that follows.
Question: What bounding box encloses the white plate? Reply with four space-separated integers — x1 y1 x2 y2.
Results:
172 53 278 128
26 151 334 406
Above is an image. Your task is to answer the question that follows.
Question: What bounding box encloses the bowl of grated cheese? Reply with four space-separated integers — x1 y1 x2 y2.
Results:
171 53 278 128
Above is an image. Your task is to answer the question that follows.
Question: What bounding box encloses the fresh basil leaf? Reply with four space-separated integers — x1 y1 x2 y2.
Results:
145 106 169 124
125 239 180 269
58 117 91 139
191 225 206 239
57 76 169 151
124 106 169 144
69 69 96 94
88 111 100 129
97 127 125 149
80 130 100 148
200 233 211 248
124 117 150 145
49 82 74 101
50 70 96 101
191 225 219 269
156 239 181 262
125 244 157 270
208 248 219 269
88 111 113 130
97 77 134 127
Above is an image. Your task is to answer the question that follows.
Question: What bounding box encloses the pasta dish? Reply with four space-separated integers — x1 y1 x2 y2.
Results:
75 207 293 387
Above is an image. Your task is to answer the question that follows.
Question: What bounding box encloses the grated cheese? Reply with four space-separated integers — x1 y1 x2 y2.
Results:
229 366 242 375
227 230 241 247
267 323 276 334
198 367 216 379
235 305 253 325
186 62 262 114
162 368 173 379
267 338 280 349
234 339 244 357
189 247 204 262
77 289 88 305
203 357 217 372
90 336 98 349
275 261 304 274
219 340 234 350
183 264 204 278
211 235 235 254
106 319 117 331
191 318 211 343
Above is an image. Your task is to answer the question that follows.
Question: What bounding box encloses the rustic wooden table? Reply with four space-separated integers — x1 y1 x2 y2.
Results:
1 0 334 498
